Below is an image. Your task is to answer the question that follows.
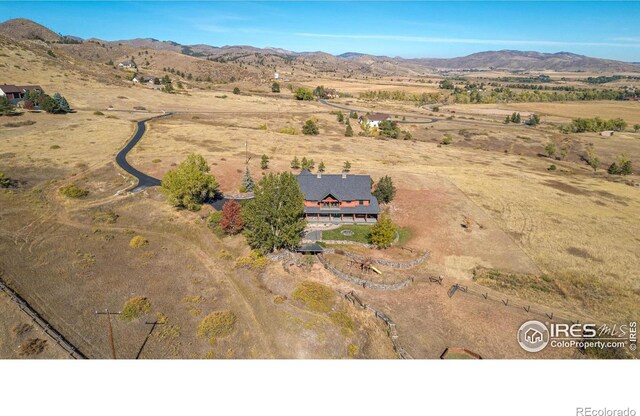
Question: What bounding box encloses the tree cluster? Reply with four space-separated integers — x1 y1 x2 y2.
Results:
161 154 219 211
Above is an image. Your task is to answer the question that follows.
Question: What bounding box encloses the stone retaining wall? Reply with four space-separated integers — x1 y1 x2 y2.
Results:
337 250 429 269
317 254 413 290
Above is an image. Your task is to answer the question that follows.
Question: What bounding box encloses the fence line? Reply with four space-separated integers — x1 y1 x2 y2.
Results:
0 277 87 359
344 291 413 359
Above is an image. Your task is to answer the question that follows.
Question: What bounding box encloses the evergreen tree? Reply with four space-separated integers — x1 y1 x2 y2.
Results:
302 119 319 135
0 96 17 116
161 154 219 211
337 111 344 123
271 82 280 93
515 113 521 123
260 154 270 170
369 215 396 248
233 87 241 94
52 93 70 113
318 161 326 173
504 115 510 124
301 157 315 171
241 166 255 192
345 119 353 137
372 176 396 204
244 172 306 253
343 161 351 172
290 156 300 169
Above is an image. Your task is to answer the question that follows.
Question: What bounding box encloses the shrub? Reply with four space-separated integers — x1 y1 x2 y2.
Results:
92 209 119 224
121 297 152 321
290 156 301 169
548 164 557 171
369 214 397 248
271 82 280 93
235 250 268 270
292 281 335 313
93 111 104 116
161 154 219 211
233 87 240 94
544 142 557 158
0 171 14 188
277 127 299 135
50 144 61 150
59 184 89 198
129 235 149 249
197 311 236 339
441 134 453 145
152 159 161 163
607 155 633 175
294 87 314 101
302 119 319 135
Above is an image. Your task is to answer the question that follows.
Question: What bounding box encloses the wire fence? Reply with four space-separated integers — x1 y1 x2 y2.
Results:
0 277 87 359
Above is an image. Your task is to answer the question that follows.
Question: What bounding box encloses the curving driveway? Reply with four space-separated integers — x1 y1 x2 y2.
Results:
116 114 170 192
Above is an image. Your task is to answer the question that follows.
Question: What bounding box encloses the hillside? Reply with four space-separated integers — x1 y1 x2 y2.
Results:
0 17 61 42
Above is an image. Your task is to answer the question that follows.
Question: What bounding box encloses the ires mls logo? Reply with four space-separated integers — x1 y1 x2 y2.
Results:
517 320 637 353
517 320 550 352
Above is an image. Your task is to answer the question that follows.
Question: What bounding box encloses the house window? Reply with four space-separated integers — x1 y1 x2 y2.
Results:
358 200 364 205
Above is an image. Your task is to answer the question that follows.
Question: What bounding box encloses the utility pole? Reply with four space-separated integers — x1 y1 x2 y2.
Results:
95 309 121 359
136 320 166 359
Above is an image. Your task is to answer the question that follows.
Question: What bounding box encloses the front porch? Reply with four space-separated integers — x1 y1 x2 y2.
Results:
304 213 378 224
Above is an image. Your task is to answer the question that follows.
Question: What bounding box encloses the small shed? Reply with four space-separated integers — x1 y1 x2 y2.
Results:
296 243 324 255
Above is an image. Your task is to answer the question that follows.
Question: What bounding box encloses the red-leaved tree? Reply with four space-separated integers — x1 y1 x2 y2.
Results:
220 200 243 234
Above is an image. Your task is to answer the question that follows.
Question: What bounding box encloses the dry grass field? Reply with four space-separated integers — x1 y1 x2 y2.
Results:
2 33 639 358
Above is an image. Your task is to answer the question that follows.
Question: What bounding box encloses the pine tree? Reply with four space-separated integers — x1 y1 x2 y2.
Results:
504 115 511 124
318 161 326 173
290 156 300 169
244 172 306 253
52 93 70 113
345 119 353 137
515 113 521 123
260 154 270 170
301 157 314 171
337 111 344 123
343 161 351 172
372 176 396 204
0 96 17 116
241 166 255 192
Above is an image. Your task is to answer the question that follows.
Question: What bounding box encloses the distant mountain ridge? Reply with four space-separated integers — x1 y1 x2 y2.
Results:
1 18 639 74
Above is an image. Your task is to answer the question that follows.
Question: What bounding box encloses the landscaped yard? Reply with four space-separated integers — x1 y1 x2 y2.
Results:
322 225 373 244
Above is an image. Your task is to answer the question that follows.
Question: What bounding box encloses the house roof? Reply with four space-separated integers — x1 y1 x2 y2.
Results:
297 170 374 201
297 170 380 215
119 60 136 66
367 113 390 122
0 84 42 94
0 85 21 93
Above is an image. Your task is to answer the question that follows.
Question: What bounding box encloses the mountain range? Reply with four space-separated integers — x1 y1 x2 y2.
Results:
1 18 639 77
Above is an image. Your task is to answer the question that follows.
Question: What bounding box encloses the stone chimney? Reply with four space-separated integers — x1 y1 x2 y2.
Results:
342 171 347 179
317 172 321 179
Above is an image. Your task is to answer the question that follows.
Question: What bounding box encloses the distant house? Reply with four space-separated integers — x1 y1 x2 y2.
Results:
359 112 390 128
118 60 137 70
0 84 44 103
325 88 338 99
297 170 380 224
133 75 156 85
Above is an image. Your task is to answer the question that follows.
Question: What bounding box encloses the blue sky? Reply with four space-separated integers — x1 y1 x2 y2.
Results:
1 1 640 61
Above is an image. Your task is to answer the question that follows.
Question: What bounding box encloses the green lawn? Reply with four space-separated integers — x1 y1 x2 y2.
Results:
321 225 373 244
